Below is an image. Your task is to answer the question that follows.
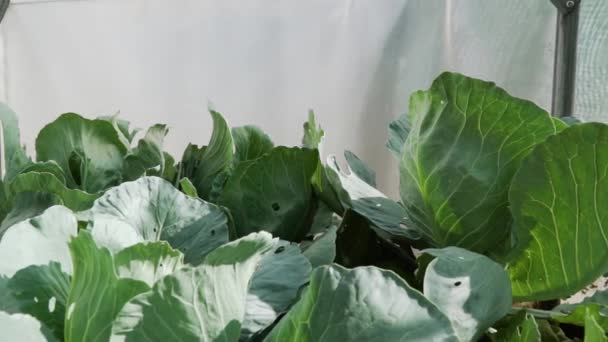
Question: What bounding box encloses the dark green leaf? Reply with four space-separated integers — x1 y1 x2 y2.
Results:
0 192 62 238
35 113 127 192
302 226 337 268
219 147 319 241
335 210 415 281
490 310 540 342
232 125 274 163
0 103 31 181
327 156 420 240
184 110 234 200
241 240 311 339
122 124 169 180
344 150 376 187
386 113 411 160
10 172 99 211
7 262 70 340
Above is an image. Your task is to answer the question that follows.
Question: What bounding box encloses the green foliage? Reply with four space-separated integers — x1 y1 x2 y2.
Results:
0 72 606 341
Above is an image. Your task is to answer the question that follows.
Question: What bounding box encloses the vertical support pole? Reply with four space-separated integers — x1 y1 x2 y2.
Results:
551 0 581 117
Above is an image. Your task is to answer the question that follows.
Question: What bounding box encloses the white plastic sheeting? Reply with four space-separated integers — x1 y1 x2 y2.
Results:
0 0 606 195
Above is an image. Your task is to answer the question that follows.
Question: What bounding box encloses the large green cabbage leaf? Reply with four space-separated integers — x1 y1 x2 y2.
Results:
508 123 608 300
400 72 564 253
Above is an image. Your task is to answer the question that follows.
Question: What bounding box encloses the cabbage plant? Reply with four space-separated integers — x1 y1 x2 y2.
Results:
0 72 606 341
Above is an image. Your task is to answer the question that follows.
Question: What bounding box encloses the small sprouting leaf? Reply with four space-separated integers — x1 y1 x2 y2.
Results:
178 177 198 197
302 110 324 150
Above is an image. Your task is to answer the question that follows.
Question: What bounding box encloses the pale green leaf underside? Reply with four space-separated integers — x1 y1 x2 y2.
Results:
424 247 512 341
400 72 564 253
326 156 419 240
0 192 62 237
508 123 608 300
241 240 311 339
265 265 459 342
114 242 184 288
83 176 229 264
111 232 274 342
0 206 77 277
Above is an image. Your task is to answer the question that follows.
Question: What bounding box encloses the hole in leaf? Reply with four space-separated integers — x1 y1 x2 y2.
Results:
272 203 280 211
210 230 215 236
159 263 163 267
454 281 462 287
153 228 157 233
275 246 285 254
